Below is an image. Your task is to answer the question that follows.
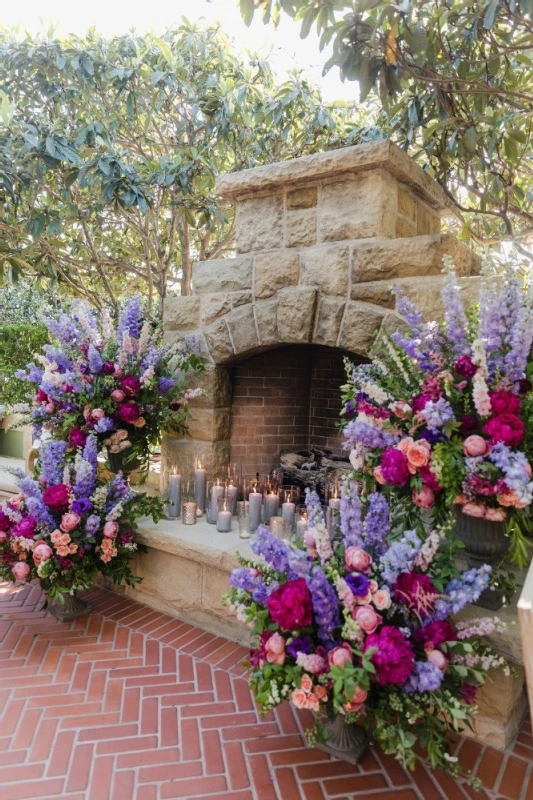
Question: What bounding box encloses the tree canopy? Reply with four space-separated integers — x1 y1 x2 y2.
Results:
242 0 533 256
0 22 372 308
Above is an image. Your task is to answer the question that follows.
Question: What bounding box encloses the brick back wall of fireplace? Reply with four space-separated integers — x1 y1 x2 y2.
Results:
229 345 359 476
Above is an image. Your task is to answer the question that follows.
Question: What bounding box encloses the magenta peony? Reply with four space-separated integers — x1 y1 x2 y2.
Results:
414 621 456 652
459 414 479 436
121 376 141 397
267 578 313 631
454 355 477 378
118 402 141 423
364 626 415 685
68 427 88 448
102 361 115 375
11 516 37 539
411 394 432 413
42 484 70 511
380 448 411 486
0 511 10 532
489 390 521 416
418 466 441 492
393 571 439 615
483 413 525 447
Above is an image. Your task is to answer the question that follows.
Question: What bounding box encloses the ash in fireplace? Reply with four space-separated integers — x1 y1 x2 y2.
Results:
277 447 351 496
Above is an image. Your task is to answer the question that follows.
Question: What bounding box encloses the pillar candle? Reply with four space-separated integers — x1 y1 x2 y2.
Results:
281 501 296 530
226 483 238 515
328 497 341 512
209 481 224 524
248 491 262 532
216 509 232 533
194 462 206 514
167 473 182 518
264 492 279 524
296 518 308 537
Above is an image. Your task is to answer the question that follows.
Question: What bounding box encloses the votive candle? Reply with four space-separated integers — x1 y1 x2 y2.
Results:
182 502 197 525
216 509 232 532
270 515 287 539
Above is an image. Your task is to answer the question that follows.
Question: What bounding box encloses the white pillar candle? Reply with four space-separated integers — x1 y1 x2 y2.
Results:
248 491 262 532
281 501 296 530
328 497 341 512
264 492 279 524
167 473 182 518
216 510 232 533
194 463 206 514
226 483 238 515
296 518 308 537
209 481 225 524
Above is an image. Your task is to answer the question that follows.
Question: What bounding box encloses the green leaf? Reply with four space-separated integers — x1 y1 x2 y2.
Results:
412 25 428 67
483 0 499 29
463 126 477 155
240 0 255 27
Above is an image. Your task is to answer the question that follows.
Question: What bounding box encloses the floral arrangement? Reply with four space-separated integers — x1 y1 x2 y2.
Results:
15 297 204 470
0 435 162 603
341 260 533 564
224 486 507 779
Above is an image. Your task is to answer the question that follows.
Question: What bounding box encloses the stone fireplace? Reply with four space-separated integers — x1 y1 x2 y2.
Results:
162 139 481 483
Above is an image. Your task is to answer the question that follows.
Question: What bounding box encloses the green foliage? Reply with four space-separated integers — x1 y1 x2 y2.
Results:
242 1 533 255
0 323 49 406
0 24 371 308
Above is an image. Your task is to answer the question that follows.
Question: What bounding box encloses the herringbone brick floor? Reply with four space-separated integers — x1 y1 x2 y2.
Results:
0 582 531 800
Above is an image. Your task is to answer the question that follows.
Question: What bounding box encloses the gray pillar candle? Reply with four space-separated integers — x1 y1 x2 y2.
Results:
248 491 262 532
264 492 279 524
167 473 182 518
194 462 206 514
296 518 308 537
226 483 238 515
216 509 232 532
281 501 296 530
209 481 225 524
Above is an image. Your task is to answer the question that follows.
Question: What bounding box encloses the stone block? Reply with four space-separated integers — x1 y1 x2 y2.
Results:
319 172 397 242
313 297 346 347
202 564 236 618
352 281 395 309
286 186 317 210
184 366 231 409
235 194 284 253
192 255 253 294
131 548 202 609
354 275 480 320
477 666 525 724
300 244 349 297
440 233 482 276
226 304 259 357
337 301 386 356
254 298 279 346
231 290 252 308
163 296 200 331
277 287 317 344
161 437 231 481
254 250 300 299
200 293 231 326
184 407 231 443
397 187 416 221
285 209 317 248
417 202 441 235
204 317 234 363
395 217 417 239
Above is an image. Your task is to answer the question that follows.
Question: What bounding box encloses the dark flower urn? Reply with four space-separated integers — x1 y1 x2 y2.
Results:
315 712 371 766
454 510 510 610
49 591 92 622
108 450 141 478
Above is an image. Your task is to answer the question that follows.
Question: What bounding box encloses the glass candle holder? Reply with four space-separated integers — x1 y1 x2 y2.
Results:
182 501 197 525
270 515 287 539
167 471 182 519
237 500 250 539
216 496 233 533
207 480 225 524
296 505 309 538
225 480 238 515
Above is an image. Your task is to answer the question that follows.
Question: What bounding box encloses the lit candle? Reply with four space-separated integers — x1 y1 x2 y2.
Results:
226 482 238 515
296 516 308 537
264 491 279 524
209 479 224 525
281 500 296 530
194 460 206 515
167 471 182 518
248 490 262 532
216 508 232 533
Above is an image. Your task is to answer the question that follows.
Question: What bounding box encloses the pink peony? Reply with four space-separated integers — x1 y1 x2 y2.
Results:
12 561 30 581
490 390 521 416
427 649 448 672
412 486 435 509
345 547 372 573
91 408 105 420
68 427 88 448
11 516 37 539
364 626 415 686
60 513 80 532
111 389 126 403
454 356 477 378
463 435 491 458
265 633 286 665
32 541 53 566
118 402 141 424
42 484 70 511
462 502 486 518
121 376 142 397
267 578 313 631
353 605 381 634
328 644 353 668
380 448 411 486
103 521 119 539
393 571 438 616
484 413 525 447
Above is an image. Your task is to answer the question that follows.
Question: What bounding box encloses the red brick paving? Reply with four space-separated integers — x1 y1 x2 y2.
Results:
0 581 530 800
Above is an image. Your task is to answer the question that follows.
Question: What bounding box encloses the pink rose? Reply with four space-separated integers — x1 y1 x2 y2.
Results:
33 541 53 566
406 441 431 469
118 402 141 424
91 408 105 420
463 435 491 458
483 413 525 447
412 485 435 509
303 530 316 549
265 633 286 666
60 513 81 532
328 644 353 668
427 650 448 672
343 700 365 713
111 390 125 403
103 521 119 539
373 589 392 610
462 502 486 518
353 605 381 634
300 674 313 693
373 466 386 485
45 402 56 414
345 546 372 573
12 561 30 581
113 367 123 379
485 507 507 522
368 580 378 593
348 686 368 707
305 693 320 712
291 688 308 709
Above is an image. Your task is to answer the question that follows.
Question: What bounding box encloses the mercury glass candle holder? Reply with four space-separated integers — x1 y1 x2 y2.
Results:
270 515 287 539
237 500 250 539
182 501 197 525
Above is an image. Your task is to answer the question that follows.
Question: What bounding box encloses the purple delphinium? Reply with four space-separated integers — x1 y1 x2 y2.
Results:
73 435 98 500
93 417 115 434
15 364 44 383
42 346 73 373
306 565 340 644
380 530 422 585
251 527 308 578
503 279 533 382
87 344 103 374
419 398 455 430
46 314 82 347
39 440 67 486
305 488 325 527
118 296 142 341
363 492 390 557
403 661 444 693
85 515 101 535
433 565 492 618
230 568 272 605
440 269 471 358
490 442 533 506
158 377 175 394
479 270 505 378
340 480 364 549
343 419 399 451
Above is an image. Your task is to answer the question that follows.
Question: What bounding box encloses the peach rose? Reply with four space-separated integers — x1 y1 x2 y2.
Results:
355 590 373 606
103 521 119 539
59 533 71 545
353 605 381 634
32 541 53 566
372 589 392 611
343 700 365 714
83 404 92 419
60 512 80 532
397 437 414 454
12 561 30 581
373 466 386 485
133 417 146 428
368 580 378 594
91 408 105 420
427 650 448 672
305 693 320 712
497 491 526 509
485 507 507 522
56 546 70 556
406 441 431 469
328 644 353 668
291 688 308 709
453 494 466 505
300 674 313 693
314 685 328 702
462 502 486 518
412 485 435 509
350 686 368 705
345 546 372 573
265 633 286 666
463 435 491 458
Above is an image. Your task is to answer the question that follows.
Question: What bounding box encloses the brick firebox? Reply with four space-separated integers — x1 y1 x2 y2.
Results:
229 345 365 476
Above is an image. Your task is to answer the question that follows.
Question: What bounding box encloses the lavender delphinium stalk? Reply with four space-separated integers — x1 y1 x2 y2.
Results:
432 565 492 619
490 442 533 506
73 434 98 499
419 398 455 430
87 344 103 374
230 568 273 605
340 479 364 548
440 267 471 358
403 661 444 693
305 488 325 527
251 526 308 578
343 420 399 452
46 313 82 348
478 267 505 378
363 492 390 557
118 296 142 341
307 565 341 644
380 530 422 585
16 477 56 527
39 440 68 486
503 279 533 382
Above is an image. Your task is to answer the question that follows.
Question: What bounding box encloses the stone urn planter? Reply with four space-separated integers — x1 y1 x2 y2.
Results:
108 450 142 479
454 510 510 609
314 711 371 766
49 592 92 622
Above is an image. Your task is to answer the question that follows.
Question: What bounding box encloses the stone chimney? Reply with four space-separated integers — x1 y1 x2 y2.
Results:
162 139 480 481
